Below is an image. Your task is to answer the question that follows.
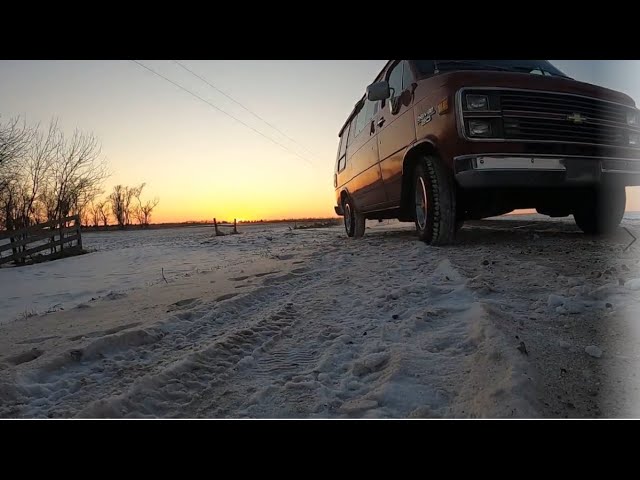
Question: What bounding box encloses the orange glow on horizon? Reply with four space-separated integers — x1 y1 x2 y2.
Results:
137 189 338 224
140 186 640 224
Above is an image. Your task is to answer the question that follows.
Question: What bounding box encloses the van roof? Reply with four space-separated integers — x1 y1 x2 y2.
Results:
338 60 395 137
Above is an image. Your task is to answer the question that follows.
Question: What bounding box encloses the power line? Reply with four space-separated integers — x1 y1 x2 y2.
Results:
131 60 314 166
172 60 319 160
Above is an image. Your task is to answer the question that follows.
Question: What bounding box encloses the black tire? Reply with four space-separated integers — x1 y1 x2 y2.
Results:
573 187 625 235
413 155 457 245
343 196 365 238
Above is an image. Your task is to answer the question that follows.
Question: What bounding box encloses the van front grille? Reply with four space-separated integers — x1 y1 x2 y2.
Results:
460 88 638 148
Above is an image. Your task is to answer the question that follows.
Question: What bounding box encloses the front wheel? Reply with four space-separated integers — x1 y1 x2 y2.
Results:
413 155 457 245
343 196 365 238
573 187 625 235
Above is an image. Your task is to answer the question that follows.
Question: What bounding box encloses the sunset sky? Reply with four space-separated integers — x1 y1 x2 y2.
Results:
1 60 640 222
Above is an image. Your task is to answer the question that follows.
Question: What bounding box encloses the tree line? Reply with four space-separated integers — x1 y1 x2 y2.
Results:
102 183 159 228
0 116 159 231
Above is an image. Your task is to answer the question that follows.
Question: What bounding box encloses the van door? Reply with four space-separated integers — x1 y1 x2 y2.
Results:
346 97 385 211
377 60 418 205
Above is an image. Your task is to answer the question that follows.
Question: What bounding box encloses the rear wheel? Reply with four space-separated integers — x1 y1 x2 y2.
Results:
413 155 457 245
573 187 625 235
343 196 365 238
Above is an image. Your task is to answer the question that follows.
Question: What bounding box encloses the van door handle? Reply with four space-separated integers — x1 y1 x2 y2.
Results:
377 118 386 127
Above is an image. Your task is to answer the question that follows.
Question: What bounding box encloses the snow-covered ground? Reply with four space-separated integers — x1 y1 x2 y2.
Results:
0 224 293 323
1 215 639 418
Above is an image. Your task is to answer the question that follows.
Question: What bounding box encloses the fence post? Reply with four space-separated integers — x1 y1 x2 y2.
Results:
59 217 64 254
233 218 238 234
75 215 83 250
7 217 19 262
214 218 221 236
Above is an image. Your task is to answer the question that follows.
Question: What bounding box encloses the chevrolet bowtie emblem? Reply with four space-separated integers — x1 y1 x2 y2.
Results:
567 113 586 124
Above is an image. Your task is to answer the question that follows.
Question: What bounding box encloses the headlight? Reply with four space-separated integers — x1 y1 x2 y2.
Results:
629 133 639 146
627 111 639 126
466 94 489 111
468 120 492 137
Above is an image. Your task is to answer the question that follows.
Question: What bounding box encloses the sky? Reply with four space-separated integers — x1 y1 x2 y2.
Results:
1 60 640 222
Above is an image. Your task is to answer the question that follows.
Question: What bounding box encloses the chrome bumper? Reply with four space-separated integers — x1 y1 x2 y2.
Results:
454 153 640 188
468 155 566 171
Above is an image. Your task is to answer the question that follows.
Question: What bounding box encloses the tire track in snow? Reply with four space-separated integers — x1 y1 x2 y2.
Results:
5 266 325 418
3 228 537 418
203 237 537 419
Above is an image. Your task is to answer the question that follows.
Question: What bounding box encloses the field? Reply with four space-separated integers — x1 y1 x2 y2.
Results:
1 215 639 418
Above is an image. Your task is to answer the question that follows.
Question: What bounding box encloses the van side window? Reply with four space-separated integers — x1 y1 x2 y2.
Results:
388 62 404 100
365 98 377 122
402 61 413 89
372 98 379 116
338 155 346 172
353 99 377 138
349 113 359 143
354 103 368 137
339 124 349 158
336 121 351 172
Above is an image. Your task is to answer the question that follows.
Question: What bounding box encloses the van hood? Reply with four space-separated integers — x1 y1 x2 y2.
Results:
435 70 636 107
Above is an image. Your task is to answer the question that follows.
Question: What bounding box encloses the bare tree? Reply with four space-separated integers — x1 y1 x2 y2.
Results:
44 128 108 224
0 117 31 177
14 121 58 229
132 182 157 226
90 200 111 228
72 181 103 227
109 183 157 228
5 121 59 261
1 180 19 232
1 117 109 263
109 185 126 228
132 197 159 227
127 183 145 226
140 198 160 226
89 201 101 227
81 209 92 228
129 183 159 227
0 117 33 230
133 204 144 226
97 200 110 227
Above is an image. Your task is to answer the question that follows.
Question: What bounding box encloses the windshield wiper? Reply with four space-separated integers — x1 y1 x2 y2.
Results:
507 64 570 78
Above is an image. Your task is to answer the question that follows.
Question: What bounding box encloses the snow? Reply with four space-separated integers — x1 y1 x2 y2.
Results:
626 278 640 290
0 224 292 323
585 345 603 358
1 214 640 418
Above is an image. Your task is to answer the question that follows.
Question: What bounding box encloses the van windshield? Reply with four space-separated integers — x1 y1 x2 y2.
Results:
414 60 570 79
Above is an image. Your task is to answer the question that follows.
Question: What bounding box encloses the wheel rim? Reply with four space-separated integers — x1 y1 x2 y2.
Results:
415 177 428 230
344 202 352 234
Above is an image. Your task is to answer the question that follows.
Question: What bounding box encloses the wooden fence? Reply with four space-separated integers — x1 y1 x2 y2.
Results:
0 215 83 267
213 218 239 236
